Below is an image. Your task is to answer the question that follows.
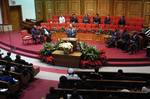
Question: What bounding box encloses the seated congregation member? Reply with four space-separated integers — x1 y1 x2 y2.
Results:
114 69 126 80
93 13 101 24
142 80 150 93
66 68 80 80
104 15 111 24
70 13 78 23
58 76 68 88
4 52 12 62
118 16 126 26
59 15 65 23
0 49 4 59
0 71 18 84
70 88 84 99
46 87 59 99
66 25 77 38
14 54 32 66
90 67 103 79
30 25 40 44
82 14 90 23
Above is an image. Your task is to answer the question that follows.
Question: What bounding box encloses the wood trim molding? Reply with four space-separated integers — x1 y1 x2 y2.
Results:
1 0 10 24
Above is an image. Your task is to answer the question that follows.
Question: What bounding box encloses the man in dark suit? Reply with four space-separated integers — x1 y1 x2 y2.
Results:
70 13 78 23
118 16 126 26
93 13 101 24
30 25 40 44
104 15 111 24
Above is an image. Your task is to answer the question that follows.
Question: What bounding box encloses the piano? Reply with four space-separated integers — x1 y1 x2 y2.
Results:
21 19 43 33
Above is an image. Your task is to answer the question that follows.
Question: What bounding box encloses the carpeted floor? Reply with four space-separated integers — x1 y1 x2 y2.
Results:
20 79 58 99
0 31 147 59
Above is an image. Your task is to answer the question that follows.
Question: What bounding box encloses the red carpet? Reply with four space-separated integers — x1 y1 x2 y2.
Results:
0 31 147 59
0 31 150 66
20 79 58 99
35 65 67 74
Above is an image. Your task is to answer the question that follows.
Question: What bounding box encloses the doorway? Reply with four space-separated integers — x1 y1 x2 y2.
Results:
9 5 22 31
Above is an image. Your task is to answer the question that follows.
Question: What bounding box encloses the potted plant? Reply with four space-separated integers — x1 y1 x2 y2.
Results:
79 42 102 67
40 42 55 62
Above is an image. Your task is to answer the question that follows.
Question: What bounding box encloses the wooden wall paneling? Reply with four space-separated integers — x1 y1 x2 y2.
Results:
68 0 81 15
114 0 127 16
127 1 143 18
45 0 54 20
9 6 22 31
143 2 150 26
54 0 68 16
35 0 44 21
98 0 111 16
84 0 97 16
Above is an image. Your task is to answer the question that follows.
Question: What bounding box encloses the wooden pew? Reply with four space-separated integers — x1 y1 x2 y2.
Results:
75 71 150 81
0 59 40 78
0 80 20 99
58 79 146 90
54 88 149 99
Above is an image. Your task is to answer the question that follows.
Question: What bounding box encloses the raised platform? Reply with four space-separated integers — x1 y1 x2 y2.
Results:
0 31 150 67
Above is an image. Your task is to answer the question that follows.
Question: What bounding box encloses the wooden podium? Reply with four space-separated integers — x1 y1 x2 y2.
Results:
52 50 81 67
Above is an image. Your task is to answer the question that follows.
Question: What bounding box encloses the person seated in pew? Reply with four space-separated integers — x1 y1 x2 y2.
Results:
14 54 33 66
66 68 80 80
46 87 59 99
90 67 103 79
0 49 4 59
66 25 77 38
58 76 68 88
114 69 126 80
70 88 84 99
0 71 18 84
142 80 150 93
14 54 34 77
3 52 12 62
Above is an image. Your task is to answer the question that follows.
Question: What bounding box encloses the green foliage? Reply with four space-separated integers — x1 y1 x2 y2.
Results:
40 42 55 56
79 42 100 61
40 41 65 56
61 27 65 32
40 41 100 61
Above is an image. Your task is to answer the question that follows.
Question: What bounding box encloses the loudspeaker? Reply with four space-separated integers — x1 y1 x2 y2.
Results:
146 46 150 57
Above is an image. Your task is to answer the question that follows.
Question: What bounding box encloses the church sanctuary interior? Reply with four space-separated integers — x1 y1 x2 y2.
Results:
1 0 150 99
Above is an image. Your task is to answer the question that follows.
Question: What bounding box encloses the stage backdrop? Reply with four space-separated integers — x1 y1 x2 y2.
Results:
35 0 150 26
